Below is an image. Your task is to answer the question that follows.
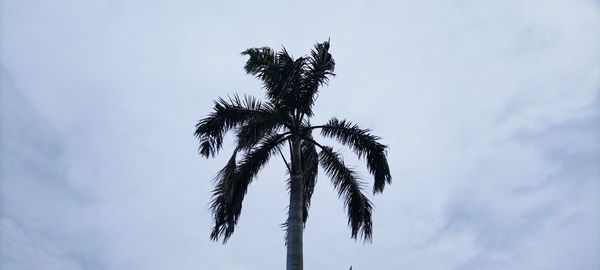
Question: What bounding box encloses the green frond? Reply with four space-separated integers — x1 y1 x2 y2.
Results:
296 40 336 117
209 150 239 241
301 139 318 225
241 46 309 115
236 133 289 182
320 118 391 193
235 104 286 150
241 47 280 92
209 133 290 242
195 95 263 158
306 40 335 87
269 51 306 107
318 146 373 241
241 47 276 75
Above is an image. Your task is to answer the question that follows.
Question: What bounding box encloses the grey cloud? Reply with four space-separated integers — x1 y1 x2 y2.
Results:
1 0 599 269
1 67 105 270
436 103 600 269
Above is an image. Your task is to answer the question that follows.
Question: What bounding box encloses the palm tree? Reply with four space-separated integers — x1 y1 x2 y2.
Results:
195 40 391 270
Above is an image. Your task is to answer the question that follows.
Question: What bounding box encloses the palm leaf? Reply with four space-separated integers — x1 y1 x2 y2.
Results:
241 47 280 93
271 50 306 109
320 118 391 193
235 104 285 150
209 150 239 241
195 94 264 158
241 46 307 116
318 146 373 241
301 139 318 225
307 40 335 87
210 133 289 242
297 40 336 116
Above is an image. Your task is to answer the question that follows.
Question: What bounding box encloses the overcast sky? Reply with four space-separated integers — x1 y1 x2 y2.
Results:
1 0 599 269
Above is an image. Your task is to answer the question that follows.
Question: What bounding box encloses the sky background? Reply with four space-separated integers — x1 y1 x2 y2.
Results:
1 0 599 269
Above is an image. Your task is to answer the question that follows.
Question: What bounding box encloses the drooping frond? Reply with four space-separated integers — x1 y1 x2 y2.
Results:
236 133 289 185
301 139 318 225
320 118 391 193
195 95 263 158
210 133 289 242
318 146 373 241
209 150 239 241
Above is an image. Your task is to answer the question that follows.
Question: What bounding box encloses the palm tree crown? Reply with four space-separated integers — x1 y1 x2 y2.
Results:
195 40 391 269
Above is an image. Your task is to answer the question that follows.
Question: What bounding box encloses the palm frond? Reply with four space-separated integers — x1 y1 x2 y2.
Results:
270 50 306 108
209 150 239 241
241 47 308 114
195 94 264 158
296 40 336 116
318 146 373 241
241 47 281 92
307 40 335 87
236 133 289 183
301 139 318 225
320 118 391 193
209 133 289 242
235 103 286 150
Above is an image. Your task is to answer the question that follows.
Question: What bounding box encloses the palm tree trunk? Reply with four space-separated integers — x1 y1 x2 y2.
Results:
286 138 304 270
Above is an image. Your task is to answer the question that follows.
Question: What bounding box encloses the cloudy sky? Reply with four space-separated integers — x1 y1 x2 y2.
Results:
1 0 599 269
